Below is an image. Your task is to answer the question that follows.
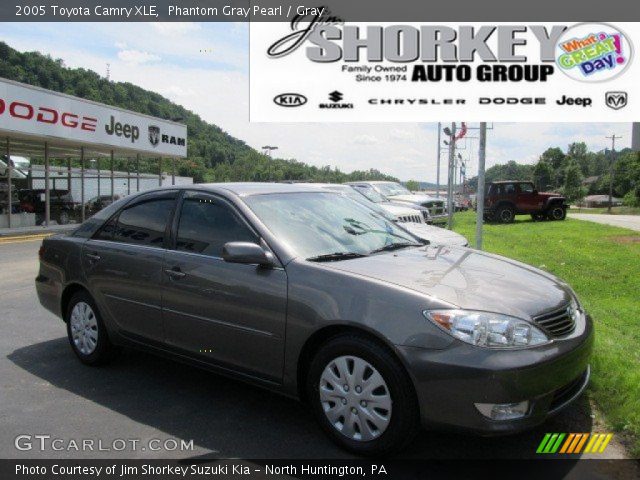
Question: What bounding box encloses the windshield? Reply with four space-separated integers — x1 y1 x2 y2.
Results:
245 192 420 260
374 182 411 196
353 185 388 203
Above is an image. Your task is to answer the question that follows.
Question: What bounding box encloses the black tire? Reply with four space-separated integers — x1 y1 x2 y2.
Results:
495 205 515 223
547 205 567 221
65 291 116 366
307 334 420 456
57 210 70 225
531 213 546 222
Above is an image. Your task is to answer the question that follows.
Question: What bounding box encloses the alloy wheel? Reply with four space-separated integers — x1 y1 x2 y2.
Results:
69 301 98 355
319 355 392 442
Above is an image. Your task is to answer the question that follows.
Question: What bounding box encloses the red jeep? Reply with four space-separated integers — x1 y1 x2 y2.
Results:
484 181 568 223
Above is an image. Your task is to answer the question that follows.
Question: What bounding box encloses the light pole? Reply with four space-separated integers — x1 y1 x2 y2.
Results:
436 122 441 198
476 123 487 250
605 134 622 213
443 123 456 229
262 145 278 181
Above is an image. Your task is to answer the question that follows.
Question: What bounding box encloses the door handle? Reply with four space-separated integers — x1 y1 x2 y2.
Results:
85 253 101 262
164 268 186 280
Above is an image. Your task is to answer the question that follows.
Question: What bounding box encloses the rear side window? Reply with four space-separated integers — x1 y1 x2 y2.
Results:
113 198 175 247
176 195 257 257
504 184 516 194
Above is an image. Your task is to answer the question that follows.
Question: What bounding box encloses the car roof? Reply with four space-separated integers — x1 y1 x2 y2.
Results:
345 181 395 185
490 180 532 184
164 182 330 197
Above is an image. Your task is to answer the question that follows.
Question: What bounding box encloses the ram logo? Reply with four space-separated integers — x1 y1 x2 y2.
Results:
273 93 307 107
148 125 160 146
605 91 628 110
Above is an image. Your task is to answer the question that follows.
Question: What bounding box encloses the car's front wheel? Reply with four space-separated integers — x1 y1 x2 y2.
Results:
307 334 420 456
496 205 515 223
547 205 567 221
66 291 116 365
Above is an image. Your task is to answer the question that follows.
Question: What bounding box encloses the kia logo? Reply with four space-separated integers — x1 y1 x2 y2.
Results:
273 93 307 107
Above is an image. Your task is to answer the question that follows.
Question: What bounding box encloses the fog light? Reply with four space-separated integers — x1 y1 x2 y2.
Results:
475 401 529 420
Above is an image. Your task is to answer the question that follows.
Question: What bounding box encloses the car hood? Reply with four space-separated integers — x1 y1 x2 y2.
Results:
403 224 468 247
388 194 442 205
327 246 572 319
380 203 421 217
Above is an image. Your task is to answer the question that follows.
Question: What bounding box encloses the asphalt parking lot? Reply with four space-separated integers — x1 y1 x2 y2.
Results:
0 239 633 465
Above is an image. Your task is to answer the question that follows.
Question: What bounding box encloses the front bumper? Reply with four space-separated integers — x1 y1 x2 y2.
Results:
397 314 594 434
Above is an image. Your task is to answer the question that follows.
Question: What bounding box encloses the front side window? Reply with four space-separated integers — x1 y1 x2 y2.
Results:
504 184 516 195
519 183 534 194
374 182 411 197
112 197 175 247
176 195 258 257
245 192 419 260
353 185 387 203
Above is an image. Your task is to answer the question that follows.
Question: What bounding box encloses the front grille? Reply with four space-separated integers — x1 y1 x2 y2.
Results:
533 304 576 337
398 214 422 223
421 211 430 223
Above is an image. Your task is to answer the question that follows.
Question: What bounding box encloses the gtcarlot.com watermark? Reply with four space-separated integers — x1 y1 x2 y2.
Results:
14 435 194 452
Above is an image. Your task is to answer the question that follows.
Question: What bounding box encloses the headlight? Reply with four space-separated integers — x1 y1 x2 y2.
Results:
423 310 550 349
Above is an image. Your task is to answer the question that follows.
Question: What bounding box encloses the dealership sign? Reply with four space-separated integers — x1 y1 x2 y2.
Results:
250 21 639 122
0 78 187 156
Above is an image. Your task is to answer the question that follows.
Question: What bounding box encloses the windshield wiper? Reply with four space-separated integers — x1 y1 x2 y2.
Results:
369 242 421 254
307 252 368 262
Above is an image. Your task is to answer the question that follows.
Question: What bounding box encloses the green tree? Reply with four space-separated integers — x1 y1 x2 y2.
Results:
533 161 554 191
563 160 586 202
405 180 420 191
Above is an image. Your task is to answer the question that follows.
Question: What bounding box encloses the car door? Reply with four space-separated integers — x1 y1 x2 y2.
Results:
516 183 540 213
82 190 178 343
161 191 288 383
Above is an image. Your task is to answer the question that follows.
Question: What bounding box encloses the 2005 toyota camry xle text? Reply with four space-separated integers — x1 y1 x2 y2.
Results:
35 183 593 455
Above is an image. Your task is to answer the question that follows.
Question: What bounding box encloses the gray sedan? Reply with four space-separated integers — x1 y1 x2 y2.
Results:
36 183 592 455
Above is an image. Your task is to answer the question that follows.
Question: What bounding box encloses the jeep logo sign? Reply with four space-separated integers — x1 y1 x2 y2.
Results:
0 78 187 157
105 116 140 143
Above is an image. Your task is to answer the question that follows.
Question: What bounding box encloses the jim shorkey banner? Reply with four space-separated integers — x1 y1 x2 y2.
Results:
249 20 638 122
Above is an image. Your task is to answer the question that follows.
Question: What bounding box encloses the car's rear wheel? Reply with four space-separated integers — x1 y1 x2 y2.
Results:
307 334 420 456
58 210 70 225
547 205 567 221
496 205 515 223
66 291 116 365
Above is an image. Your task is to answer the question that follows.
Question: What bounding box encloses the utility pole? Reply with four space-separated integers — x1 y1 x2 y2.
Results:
436 122 441 198
476 123 487 250
446 122 456 229
605 134 622 213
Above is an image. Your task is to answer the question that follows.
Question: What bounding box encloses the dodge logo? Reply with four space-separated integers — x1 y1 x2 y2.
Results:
605 91 628 110
148 125 160 146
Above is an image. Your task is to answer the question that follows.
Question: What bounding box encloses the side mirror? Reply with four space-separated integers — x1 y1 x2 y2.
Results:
222 242 274 267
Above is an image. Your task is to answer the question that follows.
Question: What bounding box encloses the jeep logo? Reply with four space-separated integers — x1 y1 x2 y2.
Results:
273 93 307 107
105 116 140 143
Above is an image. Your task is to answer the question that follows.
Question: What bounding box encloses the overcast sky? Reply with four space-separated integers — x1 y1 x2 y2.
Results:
1 22 633 181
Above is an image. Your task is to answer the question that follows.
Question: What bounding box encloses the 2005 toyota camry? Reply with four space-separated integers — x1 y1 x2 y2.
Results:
36 183 593 455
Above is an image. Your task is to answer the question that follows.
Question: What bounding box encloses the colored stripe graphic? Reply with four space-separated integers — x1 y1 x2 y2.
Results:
537 433 612 454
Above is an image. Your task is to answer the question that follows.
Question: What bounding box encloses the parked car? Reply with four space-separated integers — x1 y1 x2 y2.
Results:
19 189 76 225
347 181 448 224
36 183 592 455
317 184 468 247
483 181 568 223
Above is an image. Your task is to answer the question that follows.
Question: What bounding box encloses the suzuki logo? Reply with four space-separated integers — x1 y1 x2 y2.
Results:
329 90 343 103
605 91 628 110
